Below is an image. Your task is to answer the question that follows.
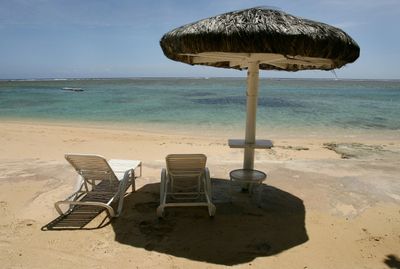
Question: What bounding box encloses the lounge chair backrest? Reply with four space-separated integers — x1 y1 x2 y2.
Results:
166 154 206 175
65 154 118 182
166 154 207 192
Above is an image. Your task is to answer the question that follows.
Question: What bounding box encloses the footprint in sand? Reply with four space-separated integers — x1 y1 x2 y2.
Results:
0 201 8 215
63 138 87 143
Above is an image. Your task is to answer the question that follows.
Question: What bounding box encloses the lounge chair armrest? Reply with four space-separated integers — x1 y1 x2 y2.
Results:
203 167 212 200
55 200 116 217
73 175 85 192
160 168 168 201
116 169 132 196
204 167 211 179
63 190 86 202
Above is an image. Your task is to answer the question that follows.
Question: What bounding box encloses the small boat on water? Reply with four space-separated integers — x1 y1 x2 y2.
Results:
62 87 83 92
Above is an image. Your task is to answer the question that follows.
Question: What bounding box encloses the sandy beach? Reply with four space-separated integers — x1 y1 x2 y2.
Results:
0 120 399 268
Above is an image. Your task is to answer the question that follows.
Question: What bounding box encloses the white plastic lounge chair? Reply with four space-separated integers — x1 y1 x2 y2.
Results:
157 154 216 217
55 154 142 218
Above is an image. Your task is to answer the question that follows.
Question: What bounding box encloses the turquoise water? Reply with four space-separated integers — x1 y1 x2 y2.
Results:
0 78 399 132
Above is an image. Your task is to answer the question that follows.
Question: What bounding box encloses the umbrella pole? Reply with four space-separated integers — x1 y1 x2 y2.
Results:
243 61 260 170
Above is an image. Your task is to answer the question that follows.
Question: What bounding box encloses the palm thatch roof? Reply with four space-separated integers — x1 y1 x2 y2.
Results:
160 7 360 71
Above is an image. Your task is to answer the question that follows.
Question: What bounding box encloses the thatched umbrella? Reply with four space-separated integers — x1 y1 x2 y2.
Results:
160 7 359 171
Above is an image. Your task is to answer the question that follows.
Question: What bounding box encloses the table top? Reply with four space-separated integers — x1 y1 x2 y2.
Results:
230 169 267 182
228 139 273 149
109 159 141 170
108 159 141 180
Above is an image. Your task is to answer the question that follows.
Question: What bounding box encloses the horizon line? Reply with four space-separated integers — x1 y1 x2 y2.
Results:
1 76 399 82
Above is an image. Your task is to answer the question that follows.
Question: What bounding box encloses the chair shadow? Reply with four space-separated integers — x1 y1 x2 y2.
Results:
112 178 309 265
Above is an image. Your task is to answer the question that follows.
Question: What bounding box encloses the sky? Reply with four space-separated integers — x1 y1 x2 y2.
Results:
0 0 399 80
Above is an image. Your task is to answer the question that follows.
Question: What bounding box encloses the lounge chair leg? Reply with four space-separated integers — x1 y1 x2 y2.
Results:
208 204 216 217
156 206 165 218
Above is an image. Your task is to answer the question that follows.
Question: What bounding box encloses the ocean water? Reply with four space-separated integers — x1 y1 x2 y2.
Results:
0 78 399 134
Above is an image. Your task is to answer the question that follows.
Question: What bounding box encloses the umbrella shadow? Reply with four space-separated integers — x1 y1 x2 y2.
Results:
112 178 308 265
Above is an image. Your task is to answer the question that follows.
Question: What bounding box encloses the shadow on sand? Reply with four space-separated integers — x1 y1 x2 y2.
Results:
384 254 400 269
112 178 308 265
